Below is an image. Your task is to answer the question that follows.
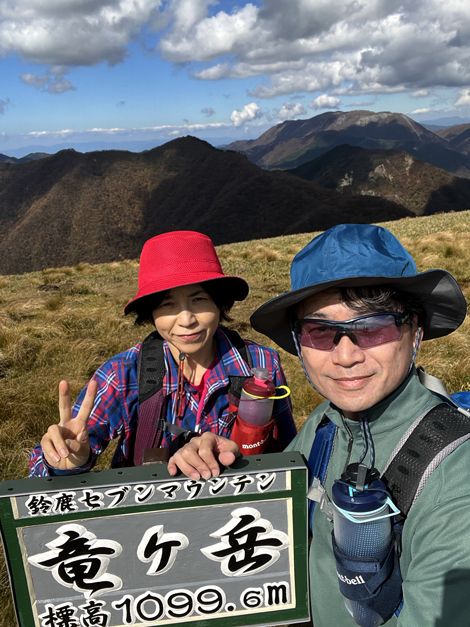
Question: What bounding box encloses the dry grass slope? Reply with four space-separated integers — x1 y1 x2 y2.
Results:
1 211 470 625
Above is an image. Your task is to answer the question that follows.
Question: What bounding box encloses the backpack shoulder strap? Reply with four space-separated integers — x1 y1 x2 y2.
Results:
134 331 168 465
221 326 253 367
306 416 338 531
138 330 167 402
417 366 470 418
382 403 470 520
386 399 470 618
219 326 253 403
308 416 338 481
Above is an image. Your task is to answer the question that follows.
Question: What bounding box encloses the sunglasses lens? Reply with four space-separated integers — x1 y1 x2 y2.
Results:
298 323 337 350
298 314 403 350
353 315 403 348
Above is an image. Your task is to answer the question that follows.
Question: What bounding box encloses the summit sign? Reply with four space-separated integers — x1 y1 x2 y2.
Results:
0 452 309 627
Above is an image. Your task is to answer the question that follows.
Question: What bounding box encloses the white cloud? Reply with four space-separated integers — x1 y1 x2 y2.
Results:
27 129 75 137
159 3 259 62
88 127 127 133
20 74 49 90
20 68 76 94
193 63 230 80
344 100 375 108
201 107 216 117
22 122 237 141
230 102 263 127
0 120 277 153
411 90 430 98
308 94 342 110
4 0 470 106
158 0 470 100
455 89 470 107
0 0 164 67
276 102 306 121
411 108 430 114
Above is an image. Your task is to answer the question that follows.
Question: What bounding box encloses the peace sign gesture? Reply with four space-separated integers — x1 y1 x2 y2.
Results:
41 379 98 471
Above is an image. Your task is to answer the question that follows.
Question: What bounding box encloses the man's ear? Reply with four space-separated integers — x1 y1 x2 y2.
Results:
417 328 423 350
412 314 423 349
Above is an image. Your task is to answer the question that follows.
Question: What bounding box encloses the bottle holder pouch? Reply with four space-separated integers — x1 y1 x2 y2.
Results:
332 530 403 622
230 415 277 455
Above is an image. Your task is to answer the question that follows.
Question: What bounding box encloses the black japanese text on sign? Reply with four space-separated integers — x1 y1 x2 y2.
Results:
0 452 309 627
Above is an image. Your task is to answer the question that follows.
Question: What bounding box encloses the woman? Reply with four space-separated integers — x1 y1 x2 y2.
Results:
29 231 296 477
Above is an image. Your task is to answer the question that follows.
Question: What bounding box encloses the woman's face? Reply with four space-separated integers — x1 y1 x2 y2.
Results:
152 283 220 364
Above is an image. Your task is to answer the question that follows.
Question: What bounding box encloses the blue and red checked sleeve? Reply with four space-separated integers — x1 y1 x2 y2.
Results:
29 345 141 477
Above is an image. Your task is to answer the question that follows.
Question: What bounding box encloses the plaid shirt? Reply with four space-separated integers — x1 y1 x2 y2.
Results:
29 328 296 476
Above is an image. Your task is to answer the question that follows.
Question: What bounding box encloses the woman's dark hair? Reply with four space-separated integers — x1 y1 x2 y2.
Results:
132 279 235 327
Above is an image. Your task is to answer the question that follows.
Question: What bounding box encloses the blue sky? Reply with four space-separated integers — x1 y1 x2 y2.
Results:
2 0 470 154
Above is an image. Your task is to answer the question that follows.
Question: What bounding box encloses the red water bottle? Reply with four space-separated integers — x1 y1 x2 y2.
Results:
238 368 276 426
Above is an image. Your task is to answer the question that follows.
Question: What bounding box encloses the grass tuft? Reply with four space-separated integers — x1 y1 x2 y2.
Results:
45 294 66 311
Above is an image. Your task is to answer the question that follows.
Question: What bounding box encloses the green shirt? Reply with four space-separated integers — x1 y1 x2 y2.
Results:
287 369 470 626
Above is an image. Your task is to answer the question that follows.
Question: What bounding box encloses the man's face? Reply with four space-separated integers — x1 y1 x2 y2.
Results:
298 289 419 420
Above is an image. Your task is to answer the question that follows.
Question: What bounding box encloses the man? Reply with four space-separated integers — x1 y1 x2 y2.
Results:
178 224 470 626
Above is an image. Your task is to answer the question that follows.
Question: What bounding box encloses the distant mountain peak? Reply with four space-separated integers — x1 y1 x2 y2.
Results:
227 109 463 173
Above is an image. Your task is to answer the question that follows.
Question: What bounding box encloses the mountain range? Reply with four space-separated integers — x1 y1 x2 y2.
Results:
0 152 50 164
2 109 470 276
1 137 245 160
0 136 410 275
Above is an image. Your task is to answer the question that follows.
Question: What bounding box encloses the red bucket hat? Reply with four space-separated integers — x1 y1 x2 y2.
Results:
124 231 249 315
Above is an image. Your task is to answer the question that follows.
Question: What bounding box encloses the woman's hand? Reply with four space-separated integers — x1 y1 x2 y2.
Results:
40 380 97 470
167 432 240 480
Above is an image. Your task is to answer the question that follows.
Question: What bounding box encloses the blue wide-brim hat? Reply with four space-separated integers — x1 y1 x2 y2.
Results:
250 224 467 355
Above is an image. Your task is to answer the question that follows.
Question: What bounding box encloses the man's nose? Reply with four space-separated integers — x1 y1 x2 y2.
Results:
331 334 366 366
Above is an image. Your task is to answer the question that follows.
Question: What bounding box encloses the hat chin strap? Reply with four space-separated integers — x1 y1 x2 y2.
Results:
408 324 422 375
291 326 321 393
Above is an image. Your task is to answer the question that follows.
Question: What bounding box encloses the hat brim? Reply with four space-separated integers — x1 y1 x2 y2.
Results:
124 274 249 316
250 270 467 354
